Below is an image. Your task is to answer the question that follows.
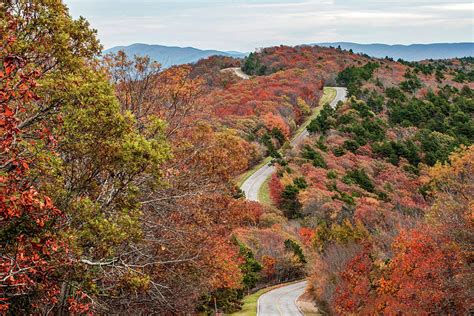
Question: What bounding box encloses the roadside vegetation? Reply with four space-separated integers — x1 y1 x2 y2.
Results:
1 2 472 314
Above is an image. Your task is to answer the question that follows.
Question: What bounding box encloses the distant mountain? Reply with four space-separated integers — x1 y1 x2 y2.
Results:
104 43 247 68
315 42 474 61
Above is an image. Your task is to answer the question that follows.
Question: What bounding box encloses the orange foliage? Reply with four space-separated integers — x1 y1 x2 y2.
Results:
263 112 290 138
299 227 315 247
262 256 277 278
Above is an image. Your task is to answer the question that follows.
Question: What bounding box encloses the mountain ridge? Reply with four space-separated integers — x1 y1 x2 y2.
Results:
103 43 247 68
104 42 474 67
315 42 474 61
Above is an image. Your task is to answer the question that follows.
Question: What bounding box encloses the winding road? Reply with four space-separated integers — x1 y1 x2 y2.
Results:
238 84 347 315
241 87 347 202
258 281 307 316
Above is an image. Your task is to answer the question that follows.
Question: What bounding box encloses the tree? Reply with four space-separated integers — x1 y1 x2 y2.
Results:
105 52 205 137
0 19 69 314
241 52 267 76
0 2 102 313
307 104 335 134
400 70 423 95
281 184 302 219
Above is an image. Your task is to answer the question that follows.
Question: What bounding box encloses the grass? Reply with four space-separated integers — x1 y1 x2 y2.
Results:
229 288 267 316
257 175 273 207
320 87 337 107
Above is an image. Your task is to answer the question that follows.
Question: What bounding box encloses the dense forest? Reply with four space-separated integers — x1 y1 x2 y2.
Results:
1 1 473 315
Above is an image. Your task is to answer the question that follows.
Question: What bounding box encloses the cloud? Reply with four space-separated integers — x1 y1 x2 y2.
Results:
423 3 474 11
64 0 474 51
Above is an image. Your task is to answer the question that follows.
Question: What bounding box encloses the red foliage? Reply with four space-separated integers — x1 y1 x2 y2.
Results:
299 227 315 247
0 22 71 312
207 68 323 133
228 200 263 227
268 174 283 206
380 229 469 314
261 256 277 278
333 229 470 315
332 248 373 315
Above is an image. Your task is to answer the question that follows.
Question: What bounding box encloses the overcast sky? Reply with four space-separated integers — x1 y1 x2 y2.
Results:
64 0 474 51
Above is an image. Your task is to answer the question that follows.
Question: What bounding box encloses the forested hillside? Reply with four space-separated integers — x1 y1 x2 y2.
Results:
246 47 474 314
1 1 473 315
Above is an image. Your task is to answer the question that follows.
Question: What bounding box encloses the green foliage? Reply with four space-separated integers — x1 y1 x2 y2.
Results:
55 69 171 258
293 177 308 190
316 136 328 152
281 184 302 219
301 145 327 168
336 62 380 97
385 87 407 102
238 242 263 290
418 130 457 166
262 133 282 158
400 70 423 94
327 170 338 179
335 191 356 206
343 169 375 193
333 147 346 157
284 239 307 264
343 140 360 153
307 104 335 134
372 140 421 166
336 101 386 147
387 87 473 165
242 52 267 76
366 93 385 113
271 127 286 144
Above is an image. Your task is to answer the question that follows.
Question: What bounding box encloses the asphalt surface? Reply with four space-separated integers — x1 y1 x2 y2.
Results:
241 87 347 202
240 87 347 315
258 281 307 316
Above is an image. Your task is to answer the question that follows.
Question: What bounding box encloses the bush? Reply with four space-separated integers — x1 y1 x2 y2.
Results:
343 140 360 153
343 169 375 193
307 104 335 134
301 145 327 168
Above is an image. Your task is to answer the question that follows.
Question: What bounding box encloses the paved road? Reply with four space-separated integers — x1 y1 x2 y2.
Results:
241 87 347 202
258 281 307 316
239 87 346 315
220 67 251 79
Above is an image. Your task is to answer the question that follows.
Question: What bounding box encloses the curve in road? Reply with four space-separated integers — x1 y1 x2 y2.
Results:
230 72 346 315
241 87 347 201
258 281 307 316
240 86 346 316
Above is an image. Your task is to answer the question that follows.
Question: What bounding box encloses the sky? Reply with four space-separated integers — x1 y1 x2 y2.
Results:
64 0 474 51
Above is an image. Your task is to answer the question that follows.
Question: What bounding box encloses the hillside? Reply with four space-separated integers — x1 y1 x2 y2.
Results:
2 2 474 315
317 42 474 61
240 46 473 314
104 43 246 67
